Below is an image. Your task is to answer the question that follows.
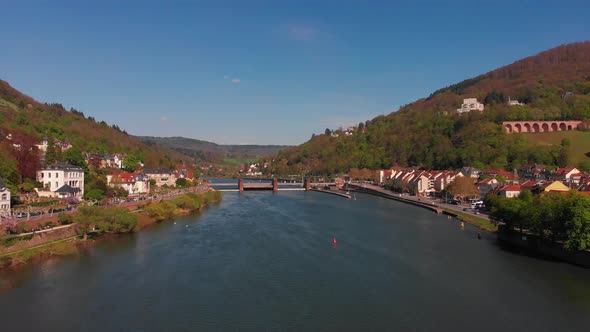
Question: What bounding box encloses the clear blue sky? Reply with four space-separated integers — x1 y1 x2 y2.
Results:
2 0 589 145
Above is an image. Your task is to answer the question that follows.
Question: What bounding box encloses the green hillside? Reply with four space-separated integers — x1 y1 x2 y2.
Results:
0 80 188 188
271 41 590 176
522 131 590 167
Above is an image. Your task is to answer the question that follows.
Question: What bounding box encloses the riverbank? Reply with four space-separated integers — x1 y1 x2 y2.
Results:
0 190 222 270
346 183 496 232
310 188 351 199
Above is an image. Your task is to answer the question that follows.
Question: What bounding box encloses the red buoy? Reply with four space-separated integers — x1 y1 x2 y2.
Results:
332 237 337 246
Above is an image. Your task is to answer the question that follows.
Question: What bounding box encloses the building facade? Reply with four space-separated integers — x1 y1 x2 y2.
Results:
107 172 150 196
457 98 484 114
144 169 178 187
0 177 11 217
36 162 85 198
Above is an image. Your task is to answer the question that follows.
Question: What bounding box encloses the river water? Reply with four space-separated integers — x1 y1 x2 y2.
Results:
1 191 589 331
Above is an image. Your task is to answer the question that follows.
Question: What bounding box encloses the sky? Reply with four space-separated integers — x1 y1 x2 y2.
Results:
1 0 589 145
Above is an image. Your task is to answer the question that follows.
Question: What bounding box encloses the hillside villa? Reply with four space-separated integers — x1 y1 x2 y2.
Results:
36 162 85 199
456 98 484 114
84 153 125 169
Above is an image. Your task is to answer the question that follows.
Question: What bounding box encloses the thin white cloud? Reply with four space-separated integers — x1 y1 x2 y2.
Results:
224 75 241 84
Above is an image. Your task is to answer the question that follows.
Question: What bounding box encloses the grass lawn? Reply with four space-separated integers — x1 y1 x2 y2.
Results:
446 210 497 232
522 131 590 166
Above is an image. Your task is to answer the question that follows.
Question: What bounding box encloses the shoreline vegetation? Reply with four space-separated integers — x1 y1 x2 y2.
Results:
0 190 222 270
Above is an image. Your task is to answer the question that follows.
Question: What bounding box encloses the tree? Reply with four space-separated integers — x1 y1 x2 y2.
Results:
0 149 19 187
122 154 139 172
107 186 128 199
44 137 62 165
1 217 18 234
84 188 105 201
562 193 590 250
176 178 188 188
324 128 332 136
73 205 101 240
446 176 480 200
63 147 87 169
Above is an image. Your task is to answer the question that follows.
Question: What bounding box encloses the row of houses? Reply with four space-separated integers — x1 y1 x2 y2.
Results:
378 165 590 201
379 169 465 196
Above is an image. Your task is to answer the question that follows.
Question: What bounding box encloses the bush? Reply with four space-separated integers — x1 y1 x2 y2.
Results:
58 212 72 225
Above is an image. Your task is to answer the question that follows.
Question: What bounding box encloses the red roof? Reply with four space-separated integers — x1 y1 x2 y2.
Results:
555 168 573 175
501 185 521 192
479 178 496 185
520 180 540 188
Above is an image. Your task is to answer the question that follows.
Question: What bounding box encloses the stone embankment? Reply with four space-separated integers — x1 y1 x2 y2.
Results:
345 183 495 231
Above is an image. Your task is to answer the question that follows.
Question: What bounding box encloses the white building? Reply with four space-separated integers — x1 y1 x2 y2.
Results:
106 172 150 196
0 177 11 217
144 169 177 187
457 98 484 114
507 97 524 106
36 162 85 199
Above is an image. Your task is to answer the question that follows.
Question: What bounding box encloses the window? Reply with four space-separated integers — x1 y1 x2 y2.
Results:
55 181 58 189
56 172 59 178
48 173 51 178
1 194 6 200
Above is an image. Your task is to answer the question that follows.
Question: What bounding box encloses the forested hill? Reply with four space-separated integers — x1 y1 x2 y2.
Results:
273 41 590 175
0 80 187 187
135 135 291 163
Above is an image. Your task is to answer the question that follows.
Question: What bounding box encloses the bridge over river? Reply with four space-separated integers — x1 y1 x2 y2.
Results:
208 178 336 192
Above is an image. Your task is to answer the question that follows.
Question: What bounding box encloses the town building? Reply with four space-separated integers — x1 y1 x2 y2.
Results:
456 98 484 114
460 166 481 179
144 168 178 187
35 138 72 153
499 184 521 198
107 172 150 196
0 177 11 217
36 162 85 199
84 153 125 169
507 97 524 106
478 178 500 198
552 168 580 184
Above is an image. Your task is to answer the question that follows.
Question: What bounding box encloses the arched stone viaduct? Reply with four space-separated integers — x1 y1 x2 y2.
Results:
503 121 581 134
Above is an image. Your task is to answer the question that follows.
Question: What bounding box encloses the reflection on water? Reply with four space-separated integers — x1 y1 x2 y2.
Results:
0 191 589 331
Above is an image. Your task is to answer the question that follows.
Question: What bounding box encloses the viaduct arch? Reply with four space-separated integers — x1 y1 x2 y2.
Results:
503 121 581 134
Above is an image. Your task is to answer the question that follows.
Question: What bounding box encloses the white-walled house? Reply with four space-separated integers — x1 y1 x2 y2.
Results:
457 98 484 114
499 184 521 198
107 172 150 196
0 177 11 217
36 162 85 198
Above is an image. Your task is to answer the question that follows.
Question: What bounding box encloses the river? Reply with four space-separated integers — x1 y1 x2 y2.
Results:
1 191 589 331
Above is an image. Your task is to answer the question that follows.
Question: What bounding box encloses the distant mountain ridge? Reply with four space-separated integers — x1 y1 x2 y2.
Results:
134 135 291 162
